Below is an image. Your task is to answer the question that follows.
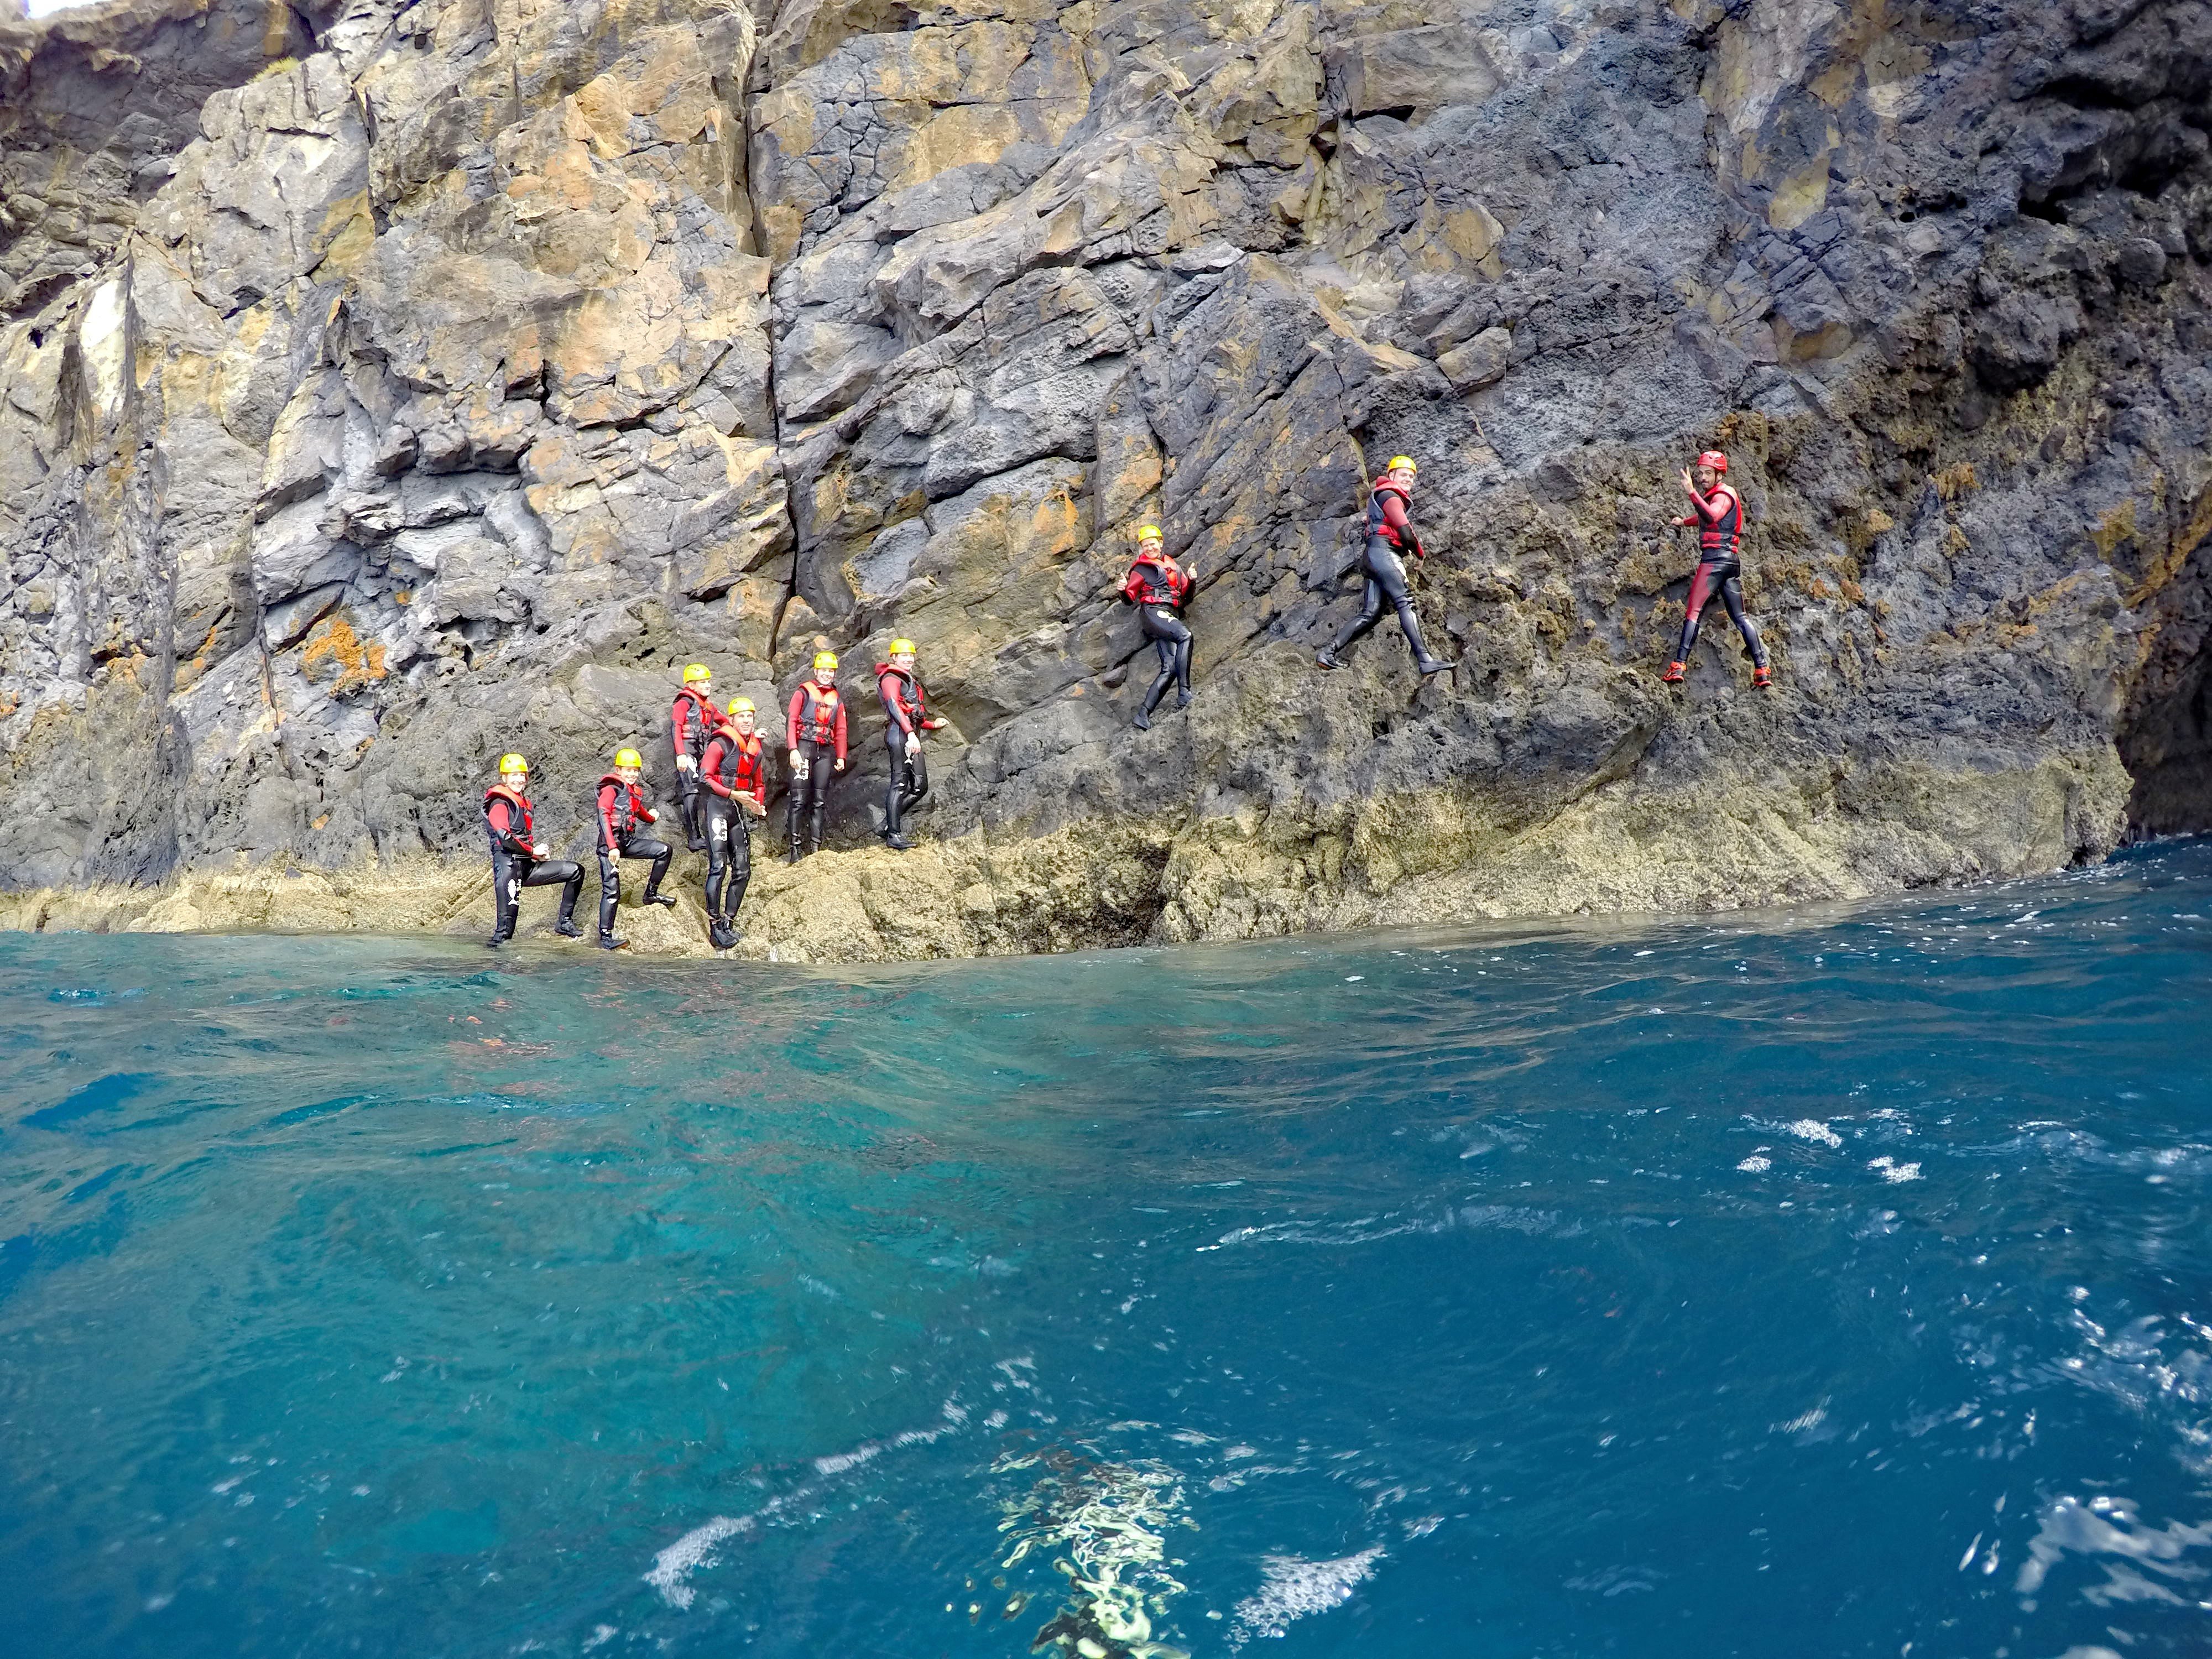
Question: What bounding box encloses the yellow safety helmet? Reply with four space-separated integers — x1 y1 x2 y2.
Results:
812 650 838 672
498 752 529 775
889 637 916 656
614 748 643 769
727 697 755 717
1136 523 1163 542
682 663 712 684
1387 455 1417 473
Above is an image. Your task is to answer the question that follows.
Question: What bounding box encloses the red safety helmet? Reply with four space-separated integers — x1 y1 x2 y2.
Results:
1696 450 1729 473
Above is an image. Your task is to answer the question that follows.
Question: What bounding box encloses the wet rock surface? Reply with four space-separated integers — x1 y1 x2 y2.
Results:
2 0 2209 958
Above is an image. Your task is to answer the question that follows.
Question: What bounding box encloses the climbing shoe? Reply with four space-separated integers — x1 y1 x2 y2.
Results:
553 918 583 939
1132 708 1151 731
884 833 914 851
1316 647 1344 671
1415 654 1454 676
1661 660 1686 685
644 891 677 909
596 934 623 951
708 921 736 951
1752 665 1773 690
1177 690 1192 709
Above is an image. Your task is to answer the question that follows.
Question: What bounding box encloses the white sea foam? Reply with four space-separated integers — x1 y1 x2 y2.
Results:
1736 1154 1771 1172
1867 1156 1922 1183
1785 1119 1844 1148
644 1514 754 1609
1229 1546 1383 1644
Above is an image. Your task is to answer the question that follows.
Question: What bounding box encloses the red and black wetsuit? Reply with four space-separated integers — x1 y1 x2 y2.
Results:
669 685 718 849
698 722 768 928
1673 483 1767 670
876 662 946 840
1323 477 1447 671
1120 550 1193 726
785 680 847 858
593 774 669 940
483 783 582 945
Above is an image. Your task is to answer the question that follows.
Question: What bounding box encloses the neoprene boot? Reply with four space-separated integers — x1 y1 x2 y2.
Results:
1753 665 1773 689
1316 646 1344 670
597 932 623 950
644 890 676 908
1661 660 1686 684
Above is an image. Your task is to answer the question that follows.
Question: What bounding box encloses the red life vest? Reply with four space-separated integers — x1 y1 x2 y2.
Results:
1693 484 1744 561
1122 551 1190 609
877 663 930 733
671 686 717 749
794 684 841 745
1365 479 1413 548
703 726 766 801
484 784 533 848
596 774 645 838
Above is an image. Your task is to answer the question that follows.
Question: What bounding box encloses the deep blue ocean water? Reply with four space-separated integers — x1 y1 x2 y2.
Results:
3 843 2210 1659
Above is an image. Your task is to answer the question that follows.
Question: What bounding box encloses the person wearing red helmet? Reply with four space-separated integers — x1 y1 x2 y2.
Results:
1662 450 1771 688
1317 456 1453 676
1118 524 1194 730
785 651 847 863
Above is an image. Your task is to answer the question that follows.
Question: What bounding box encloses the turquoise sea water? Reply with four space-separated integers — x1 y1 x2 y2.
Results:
3 844 2210 1658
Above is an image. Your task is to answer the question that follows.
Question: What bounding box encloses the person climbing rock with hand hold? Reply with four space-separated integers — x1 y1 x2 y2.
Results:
876 638 946 851
592 748 674 951
1318 456 1453 676
699 698 768 949
1119 524 1193 731
786 651 847 864
1663 449 1771 689
669 664 718 851
483 752 583 948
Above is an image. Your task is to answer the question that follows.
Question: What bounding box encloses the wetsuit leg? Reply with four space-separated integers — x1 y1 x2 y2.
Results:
884 729 909 838
489 847 521 942
677 769 702 851
1715 570 1767 667
1329 538 1394 654
1138 607 1192 716
786 759 804 860
805 739 832 853
704 801 732 915
1675 562 1720 660
597 851 620 937
724 814 753 918
1363 539 1441 664
902 744 928 815
1174 632 1193 701
510 858 583 931
625 835 671 901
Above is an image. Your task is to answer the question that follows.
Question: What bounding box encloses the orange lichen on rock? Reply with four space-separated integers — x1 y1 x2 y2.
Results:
299 614 387 697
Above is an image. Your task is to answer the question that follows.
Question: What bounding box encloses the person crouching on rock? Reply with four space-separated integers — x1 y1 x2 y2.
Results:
786 651 847 863
484 752 583 948
1663 448 1771 689
593 747 675 951
670 663 718 851
1119 524 1193 731
877 637 946 849
699 698 768 949
1317 455 1453 676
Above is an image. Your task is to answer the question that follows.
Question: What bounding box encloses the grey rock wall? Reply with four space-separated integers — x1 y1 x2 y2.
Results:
2 0 2209 953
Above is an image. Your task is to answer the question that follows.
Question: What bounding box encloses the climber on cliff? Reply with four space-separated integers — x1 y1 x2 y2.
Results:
699 698 769 949
1317 456 1454 676
786 651 847 863
670 664 719 851
1662 449 1771 689
593 748 675 951
876 638 946 851
483 752 583 948
1119 524 1193 731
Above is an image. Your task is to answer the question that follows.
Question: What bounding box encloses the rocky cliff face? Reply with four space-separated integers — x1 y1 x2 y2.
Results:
2 0 2209 960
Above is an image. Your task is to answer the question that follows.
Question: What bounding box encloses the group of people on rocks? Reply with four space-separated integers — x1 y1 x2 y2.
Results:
481 446 1767 950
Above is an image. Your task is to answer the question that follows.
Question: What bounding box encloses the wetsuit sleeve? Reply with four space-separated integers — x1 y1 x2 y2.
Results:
596 782 620 851
487 799 531 856
1380 493 1423 556
1690 488 1727 529
786 690 805 752
1119 564 1142 603
880 673 914 735
833 700 848 764
670 695 688 745
700 738 733 798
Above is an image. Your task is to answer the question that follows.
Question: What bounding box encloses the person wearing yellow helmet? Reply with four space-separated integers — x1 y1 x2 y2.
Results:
1117 523 1194 731
874 637 946 850
698 698 768 948
483 753 584 947
591 747 675 950
1317 455 1453 676
784 651 848 861
669 664 718 852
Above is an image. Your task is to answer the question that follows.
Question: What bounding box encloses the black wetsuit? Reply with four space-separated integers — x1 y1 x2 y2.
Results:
1327 479 1446 669
877 664 942 841
785 682 847 859
700 724 766 934
484 785 582 945
1121 552 1192 723
1673 484 1768 669
593 775 670 940
670 686 717 851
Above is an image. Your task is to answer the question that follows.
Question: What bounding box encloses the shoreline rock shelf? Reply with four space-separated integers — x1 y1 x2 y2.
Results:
2 0 2208 959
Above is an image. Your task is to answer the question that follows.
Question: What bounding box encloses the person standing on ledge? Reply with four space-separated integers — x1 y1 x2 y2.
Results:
1662 448 1771 688
593 748 675 951
786 651 847 864
1119 524 1193 731
699 698 768 948
876 638 946 850
483 752 583 948
669 664 719 851
1317 455 1453 676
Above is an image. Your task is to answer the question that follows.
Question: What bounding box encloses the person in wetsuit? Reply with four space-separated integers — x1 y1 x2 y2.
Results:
669 664 718 851
699 698 769 948
1317 455 1453 676
1663 449 1771 688
593 748 675 950
483 752 583 947
876 638 946 850
785 651 847 863
1119 524 1193 731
